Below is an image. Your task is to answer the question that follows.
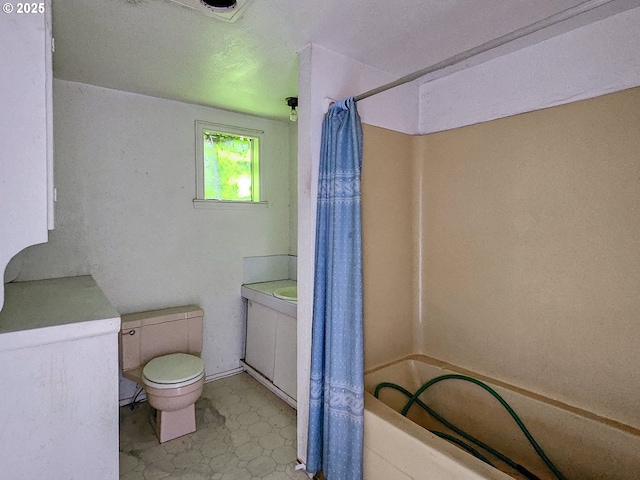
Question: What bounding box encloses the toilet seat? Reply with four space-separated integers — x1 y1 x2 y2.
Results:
142 353 205 390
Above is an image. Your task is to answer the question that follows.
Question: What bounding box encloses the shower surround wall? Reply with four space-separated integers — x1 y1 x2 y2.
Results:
361 125 417 368
361 86 640 432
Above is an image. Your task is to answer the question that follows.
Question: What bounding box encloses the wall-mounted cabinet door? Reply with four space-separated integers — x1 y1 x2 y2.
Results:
0 0 54 310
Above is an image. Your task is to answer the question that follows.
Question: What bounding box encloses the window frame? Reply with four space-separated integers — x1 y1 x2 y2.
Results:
194 121 267 209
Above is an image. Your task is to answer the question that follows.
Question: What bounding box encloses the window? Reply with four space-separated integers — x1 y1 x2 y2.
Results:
194 121 265 207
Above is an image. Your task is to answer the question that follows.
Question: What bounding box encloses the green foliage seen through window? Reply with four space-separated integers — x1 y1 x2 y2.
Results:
203 131 258 201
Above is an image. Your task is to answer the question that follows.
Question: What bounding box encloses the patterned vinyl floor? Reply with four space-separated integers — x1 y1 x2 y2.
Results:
119 373 310 480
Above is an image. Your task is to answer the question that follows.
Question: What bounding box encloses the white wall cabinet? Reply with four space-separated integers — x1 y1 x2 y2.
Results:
0 0 54 310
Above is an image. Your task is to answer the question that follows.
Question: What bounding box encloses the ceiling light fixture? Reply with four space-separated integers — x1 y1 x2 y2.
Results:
200 0 237 13
286 97 298 122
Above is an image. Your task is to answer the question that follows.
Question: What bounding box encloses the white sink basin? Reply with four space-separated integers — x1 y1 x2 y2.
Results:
273 286 297 302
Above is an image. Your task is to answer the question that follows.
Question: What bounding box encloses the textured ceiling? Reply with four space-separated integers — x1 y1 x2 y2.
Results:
51 0 636 120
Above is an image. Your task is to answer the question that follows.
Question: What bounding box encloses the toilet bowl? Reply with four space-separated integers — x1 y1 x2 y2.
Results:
120 306 206 443
142 353 205 411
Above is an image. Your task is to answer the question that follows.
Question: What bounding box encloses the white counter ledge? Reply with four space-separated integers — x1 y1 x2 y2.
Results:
241 279 297 317
0 275 121 352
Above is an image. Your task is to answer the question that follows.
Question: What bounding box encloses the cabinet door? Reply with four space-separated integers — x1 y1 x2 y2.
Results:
0 0 53 310
273 313 297 400
245 300 278 381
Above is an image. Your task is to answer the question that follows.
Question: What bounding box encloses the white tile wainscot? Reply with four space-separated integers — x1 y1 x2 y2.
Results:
241 280 297 408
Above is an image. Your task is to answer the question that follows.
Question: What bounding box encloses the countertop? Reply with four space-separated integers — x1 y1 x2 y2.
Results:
241 279 297 317
0 275 121 351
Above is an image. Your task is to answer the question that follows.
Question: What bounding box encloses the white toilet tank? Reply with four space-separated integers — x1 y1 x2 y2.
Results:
120 305 204 373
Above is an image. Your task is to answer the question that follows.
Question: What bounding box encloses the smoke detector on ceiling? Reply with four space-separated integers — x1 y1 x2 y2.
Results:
201 0 236 12
168 0 251 23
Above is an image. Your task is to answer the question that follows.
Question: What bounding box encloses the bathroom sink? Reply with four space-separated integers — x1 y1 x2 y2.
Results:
273 286 297 302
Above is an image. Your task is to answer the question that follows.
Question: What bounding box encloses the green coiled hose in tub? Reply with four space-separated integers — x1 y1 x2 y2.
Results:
374 374 567 480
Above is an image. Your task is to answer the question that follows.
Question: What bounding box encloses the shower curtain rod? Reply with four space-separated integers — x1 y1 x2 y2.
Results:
353 0 615 103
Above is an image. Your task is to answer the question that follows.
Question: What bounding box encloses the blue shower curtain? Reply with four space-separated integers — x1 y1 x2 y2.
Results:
307 97 364 480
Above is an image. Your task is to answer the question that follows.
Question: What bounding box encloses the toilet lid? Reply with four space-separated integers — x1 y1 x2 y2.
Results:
142 353 205 385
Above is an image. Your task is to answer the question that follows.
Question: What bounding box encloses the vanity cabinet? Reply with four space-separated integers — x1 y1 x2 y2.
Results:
243 281 297 404
0 0 54 309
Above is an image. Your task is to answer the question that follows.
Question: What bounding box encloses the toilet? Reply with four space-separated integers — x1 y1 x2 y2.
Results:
120 305 206 443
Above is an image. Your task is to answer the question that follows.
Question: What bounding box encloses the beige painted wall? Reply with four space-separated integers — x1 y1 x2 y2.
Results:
415 87 640 429
361 124 416 370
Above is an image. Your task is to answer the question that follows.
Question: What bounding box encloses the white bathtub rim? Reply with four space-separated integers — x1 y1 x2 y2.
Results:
365 353 640 438
364 354 640 479
364 391 512 480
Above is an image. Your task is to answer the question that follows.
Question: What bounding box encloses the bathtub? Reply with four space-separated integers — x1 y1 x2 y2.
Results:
363 355 640 480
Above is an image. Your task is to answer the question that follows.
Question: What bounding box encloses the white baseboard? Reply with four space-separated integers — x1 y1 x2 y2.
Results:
205 366 245 383
241 360 297 410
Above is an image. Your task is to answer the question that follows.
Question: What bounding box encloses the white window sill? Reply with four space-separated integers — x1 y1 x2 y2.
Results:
193 199 270 210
